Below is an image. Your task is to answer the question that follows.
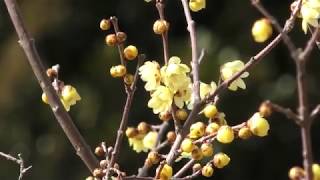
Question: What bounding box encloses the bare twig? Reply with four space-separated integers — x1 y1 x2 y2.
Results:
265 100 301 125
105 55 145 178
0 152 32 180
110 16 127 66
310 104 320 121
3 0 99 172
156 0 169 64
174 170 201 180
173 159 195 178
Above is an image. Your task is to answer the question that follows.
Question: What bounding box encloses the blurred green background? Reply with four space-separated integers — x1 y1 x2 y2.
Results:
1 0 320 179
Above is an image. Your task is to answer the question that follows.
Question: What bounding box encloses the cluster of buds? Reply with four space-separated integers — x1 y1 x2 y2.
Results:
86 144 125 180
288 163 320 180
99 17 139 80
41 65 81 111
125 122 158 153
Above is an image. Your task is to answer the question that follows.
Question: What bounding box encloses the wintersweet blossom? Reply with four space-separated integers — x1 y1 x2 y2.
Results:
220 60 249 91
187 81 217 110
143 131 158 149
128 136 148 153
161 56 191 93
139 61 161 91
189 0 206 12
42 85 81 111
300 0 320 33
148 86 173 114
174 86 192 108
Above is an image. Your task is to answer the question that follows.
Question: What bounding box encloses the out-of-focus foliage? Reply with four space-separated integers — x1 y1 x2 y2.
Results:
0 0 320 179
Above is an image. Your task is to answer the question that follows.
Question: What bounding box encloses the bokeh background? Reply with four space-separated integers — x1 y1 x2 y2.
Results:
1 0 320 179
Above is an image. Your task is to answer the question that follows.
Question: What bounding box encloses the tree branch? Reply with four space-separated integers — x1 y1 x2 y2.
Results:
3 0 99 173
0 152 32 180
265 100 301 125
105 55 145 178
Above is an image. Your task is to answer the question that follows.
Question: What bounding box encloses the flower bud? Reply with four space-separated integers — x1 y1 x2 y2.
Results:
259 101 272 117
147 151 160 164
191 145 203 160
159 111 172 121
110 65 127 78
116 32 127 43
206 122 220 135
100 19 111 31
251 18 273 43
46 68 58 78
99 160 108 168
193 163 202 172
189 0 206 12
94 146 105 157
181 138 195 153
202 164 214 177
313 164 320 179
238 127 252 140
175 109 188 121
217 125 234 144
153 19 169 34
137 122 150 134
160 164 173 180
213 152 230 168
201 143 213 157
124 73 134 85
105 34 117 46
189 122 206 139
247 112 270 137
124 45 138 61
288 166 305 180
166 131 176 143
93 168 104 178
42 93 49 104
203 104 218 119
126 127 138 138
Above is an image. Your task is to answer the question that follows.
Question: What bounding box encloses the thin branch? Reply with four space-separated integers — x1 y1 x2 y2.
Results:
3 0 99 172
265 100 301 125
310 104 320 121
173 159 195 178
110 16 127 66
0 152 32 180
174 170 201 180
299 27 320 61
156 0 169 64
105 55 145 178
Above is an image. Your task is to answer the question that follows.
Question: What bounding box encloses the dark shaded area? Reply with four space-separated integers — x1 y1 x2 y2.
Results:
0 0 320 179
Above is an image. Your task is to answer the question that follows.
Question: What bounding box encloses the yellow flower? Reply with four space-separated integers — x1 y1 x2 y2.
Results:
300 0 320 33
128 136 148 153
148 86 173 114
189 0 206 12
143 131 158 149
160 164 173 180
220 60 249 91
213 152 230 168
139 61 161 91
61 85 81 111
216 125 234 144
189 122 206 139
173 86 192 108
313 163 320 180
161 56 191 93
202 164 214 177
251 18 273 43
187 81 217 110
247 112 270 137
